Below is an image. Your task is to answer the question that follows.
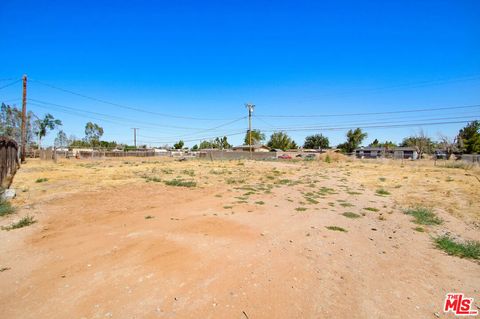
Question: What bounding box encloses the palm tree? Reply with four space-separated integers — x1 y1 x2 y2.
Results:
35 114 62 149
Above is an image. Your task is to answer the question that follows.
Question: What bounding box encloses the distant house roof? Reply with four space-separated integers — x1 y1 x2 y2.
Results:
232 144 271 151
355 147 385 152
394 147 418 152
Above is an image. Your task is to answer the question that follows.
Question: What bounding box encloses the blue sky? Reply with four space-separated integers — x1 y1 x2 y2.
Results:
1 0 479 147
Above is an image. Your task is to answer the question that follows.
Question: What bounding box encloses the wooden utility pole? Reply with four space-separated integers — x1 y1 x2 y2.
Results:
21 75 27 163
131 128 139 149
245 103 255 159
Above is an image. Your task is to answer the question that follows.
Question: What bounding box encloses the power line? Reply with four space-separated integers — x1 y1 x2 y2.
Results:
253 115 479 131
256 104 480 118
29 78 238 121
0 79 21 90
257 120 476 133
136 116 247 140
29 99 208 130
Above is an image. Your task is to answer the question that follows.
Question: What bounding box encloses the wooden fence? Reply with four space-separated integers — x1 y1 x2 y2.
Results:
0 137 20 189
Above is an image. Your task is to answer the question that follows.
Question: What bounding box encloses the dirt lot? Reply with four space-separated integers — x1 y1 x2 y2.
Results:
1 156 479 318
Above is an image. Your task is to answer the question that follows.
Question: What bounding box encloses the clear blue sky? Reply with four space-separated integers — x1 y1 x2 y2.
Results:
1 0 479 147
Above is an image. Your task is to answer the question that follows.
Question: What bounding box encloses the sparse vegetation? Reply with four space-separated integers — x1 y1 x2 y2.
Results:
404 207 443 225
295 207 307 212
0 200 15 217
342 212 360 218
434 235 480 260
35 178 48 183
2 216 36 230
363 207 379 212
375 188 390 196
325 226 347 232
164 179 197 187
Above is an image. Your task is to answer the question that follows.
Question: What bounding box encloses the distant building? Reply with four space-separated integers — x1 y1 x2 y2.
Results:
231 145 271 152
354 147 386 159
354 146 419 160
393 147 418 160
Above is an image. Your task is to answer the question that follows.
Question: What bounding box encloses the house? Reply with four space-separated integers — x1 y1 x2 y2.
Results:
354 147 386 159
231 145 271 152
393 147 418 160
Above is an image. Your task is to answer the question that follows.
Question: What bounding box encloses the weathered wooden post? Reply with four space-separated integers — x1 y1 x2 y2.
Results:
0 137 20 198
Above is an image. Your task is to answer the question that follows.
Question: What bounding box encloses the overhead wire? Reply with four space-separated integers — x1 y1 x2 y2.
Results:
29 78 239 121
0 79 21 90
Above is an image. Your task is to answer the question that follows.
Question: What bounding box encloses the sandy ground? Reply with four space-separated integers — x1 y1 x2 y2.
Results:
0 157 479 318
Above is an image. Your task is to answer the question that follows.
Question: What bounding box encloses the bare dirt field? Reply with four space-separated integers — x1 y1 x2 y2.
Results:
1 156 479 318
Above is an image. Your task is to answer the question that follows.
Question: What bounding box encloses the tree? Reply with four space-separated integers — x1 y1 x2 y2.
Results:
437 135 457 159
84 122 104 147
401 130 434 158
457 121 480 154
213 136 231 149
191 144 198 151
54 130 69 148
267 132 296 150
338 128 367 153
35 114 62 148
370 139 380 147
303 134 329 149
0 103 37 146
244 129 265 145
173 140 184 149
199 140 214 149
369 139 396 149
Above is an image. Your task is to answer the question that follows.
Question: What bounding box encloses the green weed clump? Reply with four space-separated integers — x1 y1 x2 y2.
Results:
164 179 197 187
404 207 443 225
0 200 15 217
342 212 360 219
35 178 48 183
375 188 390 196
2 216 36 230
434 236 480 260
325 226 347 232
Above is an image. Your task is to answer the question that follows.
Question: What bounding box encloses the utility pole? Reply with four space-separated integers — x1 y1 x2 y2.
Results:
245 103 255 159
21 75 27 163
131 128 139 149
